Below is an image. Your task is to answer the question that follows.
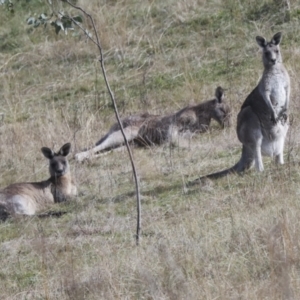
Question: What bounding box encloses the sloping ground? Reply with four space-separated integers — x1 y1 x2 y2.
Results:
1 0 300 299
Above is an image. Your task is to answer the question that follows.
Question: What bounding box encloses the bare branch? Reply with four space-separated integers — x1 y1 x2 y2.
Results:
61 0 142 245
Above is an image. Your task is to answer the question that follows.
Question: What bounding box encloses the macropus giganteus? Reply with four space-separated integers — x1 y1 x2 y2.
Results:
190 32 290 183
75 86 231 162
0 143 77 219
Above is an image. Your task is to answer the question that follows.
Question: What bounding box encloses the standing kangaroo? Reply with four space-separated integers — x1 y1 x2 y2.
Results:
190 32 290 182
0 143 77 219
75 86 231 162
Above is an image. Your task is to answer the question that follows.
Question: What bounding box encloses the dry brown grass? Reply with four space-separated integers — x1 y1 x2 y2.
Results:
1 0 300 299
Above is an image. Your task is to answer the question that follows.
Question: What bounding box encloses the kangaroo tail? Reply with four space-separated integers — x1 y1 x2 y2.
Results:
188 148 254 186
203 164 240 179
187 163 239 186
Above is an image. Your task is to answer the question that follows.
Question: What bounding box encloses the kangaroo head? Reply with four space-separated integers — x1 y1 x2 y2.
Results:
41 143 71 178
212 86 231 128
256 32 282 67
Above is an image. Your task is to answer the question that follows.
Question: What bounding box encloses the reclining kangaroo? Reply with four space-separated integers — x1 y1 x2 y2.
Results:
190 32 290 183
0 143 77 219
75 86 231 162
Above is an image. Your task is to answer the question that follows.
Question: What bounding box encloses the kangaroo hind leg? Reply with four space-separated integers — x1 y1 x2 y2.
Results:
254 143 264 172
75 126 140 162
274 136 286 165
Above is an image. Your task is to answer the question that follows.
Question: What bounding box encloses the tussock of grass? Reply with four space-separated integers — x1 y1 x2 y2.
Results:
1 0 300 299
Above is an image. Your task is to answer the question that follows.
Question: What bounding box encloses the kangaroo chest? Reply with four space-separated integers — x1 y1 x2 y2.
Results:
259 69 289 113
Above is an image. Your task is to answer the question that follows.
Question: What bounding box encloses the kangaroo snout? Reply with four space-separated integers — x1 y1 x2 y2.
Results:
54 168 65 176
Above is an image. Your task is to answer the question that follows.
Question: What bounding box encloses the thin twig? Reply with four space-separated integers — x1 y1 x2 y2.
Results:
61 0 141 245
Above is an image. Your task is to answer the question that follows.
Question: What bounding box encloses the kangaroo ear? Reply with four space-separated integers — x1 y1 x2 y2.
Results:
256 36 267 48
41 147 55 159
215 86 225 103
58 143 71 157
271 32 282 45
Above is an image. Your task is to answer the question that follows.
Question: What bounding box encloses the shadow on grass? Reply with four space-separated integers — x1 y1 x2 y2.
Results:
0 209 69 222
99 179 209 204
38 211 69 218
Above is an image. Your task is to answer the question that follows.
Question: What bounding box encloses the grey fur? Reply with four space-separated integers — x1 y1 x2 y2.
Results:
190 32 290 183
75 87 231 162
0 143 77 219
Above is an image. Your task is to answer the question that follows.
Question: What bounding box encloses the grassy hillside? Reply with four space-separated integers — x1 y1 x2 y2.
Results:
1 0 300 299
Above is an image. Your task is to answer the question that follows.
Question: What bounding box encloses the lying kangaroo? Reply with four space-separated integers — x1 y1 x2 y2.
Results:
0 143 77 219
190 32 290 183
75 86 231 162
